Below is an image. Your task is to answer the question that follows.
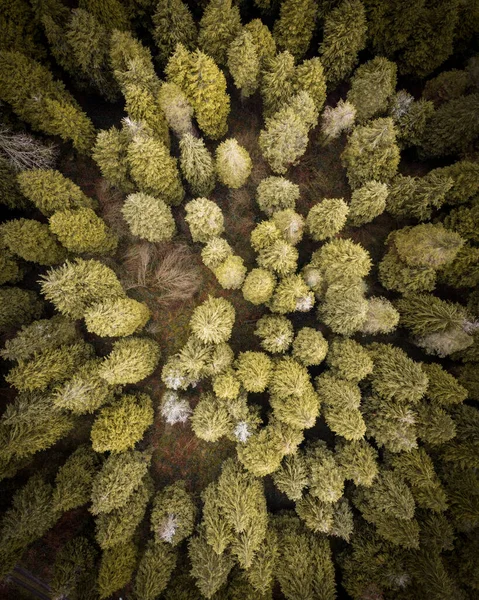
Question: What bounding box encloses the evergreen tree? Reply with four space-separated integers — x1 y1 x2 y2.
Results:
109 29 158 93
244 19 276 69
216 138 252 189
190 296 236 345
185 197 225 243
254 314 294 354
394 223 464 269
159 82 194 138
123 84 170 147
202 237 233 269
319 0 367 86
79 0 130 30
389 90 434 149
360 296 400 335
272 209 305 245
40 258 126 319
213 368 241 400
122 192 176 242
378 245 437 295
50 537 97 600
348 180 388 226
318 280 369 336
0 156 27 210
273 0 318 59
91 393 154 453
0 249 23 286
0 287 43 332
396 293 467 337
198 0 242 66
97 541 137 600
260 51 295 117
423 69 469 107
17 168 94 216
99 337 161 385
311 238 372 284
152 0 197 65
257 239 299 277
84 297 150 337
191 392 233 441
227 30 260 98
0 218 67 265
441 244 479 289
335 438 378 487
306 198 349 241
341 117 400 188
432 160 479 206
127 132 184 205
235 351 272 393
386 172 453 220
273 454 309 500
189 530 235 598
90 449 150 515
134 541 177 600
347 57 397 123
443 200 479 243
293 57 327 112
242 268 276 305
52 445 99 513
213 254 247 290
92 126 134 192
269 274 315 314
256 176 299 215
49 207 118 254
179 133 216 197
326 338 373 382
0 51 95 153
150 480 196 545
292 327 328 367
320 99 356 143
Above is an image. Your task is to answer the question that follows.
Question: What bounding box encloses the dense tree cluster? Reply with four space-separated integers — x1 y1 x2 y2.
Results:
1 1 478 599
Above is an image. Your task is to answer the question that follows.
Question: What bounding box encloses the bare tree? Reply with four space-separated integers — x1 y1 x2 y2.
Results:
0 127 58 171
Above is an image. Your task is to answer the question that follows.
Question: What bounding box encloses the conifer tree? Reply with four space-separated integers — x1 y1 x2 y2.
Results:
273 0 318 59
201 238 233 269
242 268 276 305
311 237 372 284
17 169 94 216
50 537 97 600
0 51 95 153
441 244 479 289
432 160 479 206
84 297 150 338
386 172 453 220
319 0 367 86
319 280 369 336
0 287 43 332
273 454 309 501
123 84 170 147
260 51 296 117
244 19 276 68
189 529 235 598
49 207 118 255
272 209 305 245
257 239 299 277
269 274 315 314
347 57 397 123
109 29 158 92
443 201 479 243
91 393 154 453
52 445 99 514
0 218 67 265
320 99 356 143
40 258 126 319
293 57 327 112
389 90 434 149
152 0 197 65
122 192 176 242
191 392 233 441
90 449 150 515
227 30 260 99
134 541 177 600
213 368 241 400
97 541 137 600
348 180 388 226
256 176 299 215
335 438 378 487
185 198 225 243
99 337 161 385
235 351 272 393
79 0 130 30
393 223 464 269
306 198 349 241
127 132 184 205
360 297 400 335
378 245 437 295
0 249 23 286
198 0 242 66
159 82 194 138
0 156 27 210
341 118 400 188
326 338 373 382
190 296 236 344
92 126 134 192
213 254 247 290
292 327 328 367
179 133 216 197
254 314 294 354
151 480 197 546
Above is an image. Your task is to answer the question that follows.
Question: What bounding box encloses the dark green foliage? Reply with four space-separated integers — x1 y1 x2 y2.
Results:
198 0 241 65
443 200 479 243
396 293 467 336
134 541 177 600
97 541 137 600
79 0 130 30
273 0 318 59
423 69 470 107
1 218 67 265
433 160 479 206
153 0 197 64
0 155 27 209
390 91 434 149
386 172 453 220
50 537 97 600
0 286 43 332
151 480 196 545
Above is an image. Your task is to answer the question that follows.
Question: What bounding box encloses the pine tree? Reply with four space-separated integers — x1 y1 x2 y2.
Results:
134 541 177 600
347 57 397 123
159 82 194 138
227 30 260 98
215 138 252 189
185 197 225 243
202 238 233 269
320 99 356 143
292 327 328 367
341 117 400 188
213 368 241 400
251 220 281 252
99 337 161 384
17 168 94 215
52 445 99 513
0 156 27 209
49 207 118 254
198 0 241 65
0 287 43 333
360 297 400 335
319 0 367 86
122 192 176 242
256 176 299 215
90 449 150 515
389 90 434 149
443 201 479 243
254 314 294 354
441 244 479 289
91 393 154 453
84 297 150 337
260 51 296 118
273 0 318 59
50 537 97 600
0 218 67 265
272 209 305 245
40 258 126 319
242 268 276 305
97 541 137 600
127 132 184 205
257 239 299 277
348 180 388 226
326 338 373 382
306 198 349 241
152 0 197 65
179 133 216 197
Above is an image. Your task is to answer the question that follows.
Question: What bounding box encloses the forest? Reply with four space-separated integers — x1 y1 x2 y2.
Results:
0 0 478 598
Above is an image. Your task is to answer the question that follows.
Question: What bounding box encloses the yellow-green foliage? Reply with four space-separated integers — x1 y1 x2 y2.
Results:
123 84 170 147
179 133 216 197
40 258 126 319
292 327 328 366
17 169 94 215
190 296 235 345
134 542 177 600
386 172 453 221
198 0 241 65
0 51 95 153
122 192 176 242
49 537 97 600
0 287 43 333
306 198 349 241
312 238 372 284
1 218 67 265
261 51 295 117
216 138 252 189
294 57 327 111
347 57 397 123
251 220 281 252
335 438 378 487
5 341 93 392
254 314 294 354
441 244 479 288
394 223 464 269
90 449 150 515
152 0 197 64
228 30 260 98
321 101 357 148
244 19 276 68
52 445 99 514
159 82 194 138
320 0 367 86
242 268 276 305
49 207 118 254
191 392 233 441
167 45 230 139
273 0 318 59
91 393 153 453
151 481 196 545
213 368 241 400
79 0 130 30
319 280 368 336
269 274 315 314
201 237 233 269
109 29 158 92
256 176 299 215
360 296 400 335
272 209 305 245
127 132 184 205
93 126 134 192
0 156 27 210
99 337 161 385
188 530 234 598
348 181 388 226
185 197 224 243
341 118 400 189
257 239 299 277
444 201 479 244
0 315 77 362
236 351 272 393
84 297 150 337
326 338 374 382
378 246 437 294
213 254 247 289
97 541 137 600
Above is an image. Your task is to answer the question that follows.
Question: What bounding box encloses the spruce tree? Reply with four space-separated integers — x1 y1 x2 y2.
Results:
123 84 170 147
190 296 235 345
256 176 299 215
213 254 247 290
79 0 130 30
292 327 328 367
152 0 197 65
122 192 176 242
386 172 453 220
360 297 400 335
293 57 327 112
84 297 150 338
269 274 314 313
260 51 296 117
0 287 43 332
179 133 216 197
348 180 388 226
320 99 356 143
335 438 378 487
244 19 277 69
49 207 118 254
202 238 233 269
93 126 134 192
134 541 177 600
151 481 196 545
242 268 276 305
311 238 372 284
158 82 194 138
52 445 99 513
216 138 252 188
0 218 67 265
319 0 367 86
97 541 138 600
191 392 233 441
99 337 161 385
235 351 272 393
393 223 464 269
441 244 479 289
273 0 318 59
326 338 373 382
318 280 369 336
198 0 242 66
389 91 434 149
185 197 224 243
50 537 97 600
254 314 294 354
227 30 260 99
306 198 349 241
189 530 235 598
